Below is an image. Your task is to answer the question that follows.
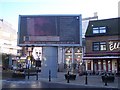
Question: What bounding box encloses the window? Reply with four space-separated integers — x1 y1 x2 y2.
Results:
108 60 111 72
93 27 99 34
100 42 107 50
103 60 106 71
99 27 106 33
87 61 91 70
93 42 107 51
94 62 97 71
93 42 99 51
93 26 106 34
98 61 101 71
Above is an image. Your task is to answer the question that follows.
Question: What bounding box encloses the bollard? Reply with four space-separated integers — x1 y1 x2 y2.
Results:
28 65 29 79
67 71 70 83
36 68 38 80
104 73 108 86
85 72 88 85
49 70 51 82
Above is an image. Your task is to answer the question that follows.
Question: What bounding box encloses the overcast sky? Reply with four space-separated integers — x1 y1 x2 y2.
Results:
0 0 119 30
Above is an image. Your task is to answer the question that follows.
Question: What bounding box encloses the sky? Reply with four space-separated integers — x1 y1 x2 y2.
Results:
0 0 119 30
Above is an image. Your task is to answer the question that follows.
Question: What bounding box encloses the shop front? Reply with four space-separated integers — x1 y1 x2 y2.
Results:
84 56 120 75
84 17 120 75
63 47 83 74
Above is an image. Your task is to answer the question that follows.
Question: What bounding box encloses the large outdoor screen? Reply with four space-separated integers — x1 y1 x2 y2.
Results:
18 15 82 46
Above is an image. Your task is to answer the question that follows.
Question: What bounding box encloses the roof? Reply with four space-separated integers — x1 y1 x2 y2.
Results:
85 17 120 37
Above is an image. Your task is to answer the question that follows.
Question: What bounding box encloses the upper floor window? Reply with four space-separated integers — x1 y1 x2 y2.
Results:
93 42 99 51
93 26 106 34
100 42 107 51
93 42 107 51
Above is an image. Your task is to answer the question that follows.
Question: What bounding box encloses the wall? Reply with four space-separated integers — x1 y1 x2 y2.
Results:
85 35 120 56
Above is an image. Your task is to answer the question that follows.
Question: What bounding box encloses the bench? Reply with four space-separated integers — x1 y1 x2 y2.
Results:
24 69 39 80
12 72 25 78
12 69 25 78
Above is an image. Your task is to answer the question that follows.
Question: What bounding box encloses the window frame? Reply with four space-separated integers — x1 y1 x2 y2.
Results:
93 41 107 51
92 26 107 34
93 42 100 51
93 27 99 34
100 42 107 51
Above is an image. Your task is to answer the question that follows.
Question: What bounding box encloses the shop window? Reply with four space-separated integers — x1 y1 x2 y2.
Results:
94 62 97 71
98 61 101 71
103 60 106 71
108 60 111 72
87 61 91 70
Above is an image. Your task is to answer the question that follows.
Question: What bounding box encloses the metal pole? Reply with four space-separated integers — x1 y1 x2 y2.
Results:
36 67 38 80
85 72 88 84
28 50 30 80
104 73 107 86
28 64 29 79
49 70 51 82
67 71 70 83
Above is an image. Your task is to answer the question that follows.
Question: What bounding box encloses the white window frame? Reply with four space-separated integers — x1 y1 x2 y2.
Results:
93 26 106 34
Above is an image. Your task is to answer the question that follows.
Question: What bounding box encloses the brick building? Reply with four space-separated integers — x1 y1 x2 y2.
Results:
83 18 120 75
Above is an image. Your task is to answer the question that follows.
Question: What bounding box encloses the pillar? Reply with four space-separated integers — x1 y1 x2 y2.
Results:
41 46 58 78
58 47 64 72
71 47 75 73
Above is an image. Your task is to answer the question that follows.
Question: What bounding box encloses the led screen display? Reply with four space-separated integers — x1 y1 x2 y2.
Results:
18 15 82 46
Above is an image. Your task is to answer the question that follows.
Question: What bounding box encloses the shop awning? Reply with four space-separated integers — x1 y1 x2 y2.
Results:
83 56 120 60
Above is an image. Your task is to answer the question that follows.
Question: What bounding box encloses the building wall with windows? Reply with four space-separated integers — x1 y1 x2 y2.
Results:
84 18 120 75
85 35 119 55
0 19 21 69
0 19 18 55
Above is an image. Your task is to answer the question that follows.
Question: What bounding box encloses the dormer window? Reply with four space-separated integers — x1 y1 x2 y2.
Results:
93 26 106 34
93 27 99 34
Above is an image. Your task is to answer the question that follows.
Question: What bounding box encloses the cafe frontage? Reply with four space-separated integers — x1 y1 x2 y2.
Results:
83 18 120 75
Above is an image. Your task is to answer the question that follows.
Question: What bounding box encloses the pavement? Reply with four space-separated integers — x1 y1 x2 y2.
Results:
8 72 119 89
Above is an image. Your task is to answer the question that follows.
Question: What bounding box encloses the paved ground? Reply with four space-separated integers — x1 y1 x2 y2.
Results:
2 72 119 89
43 72 119 88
